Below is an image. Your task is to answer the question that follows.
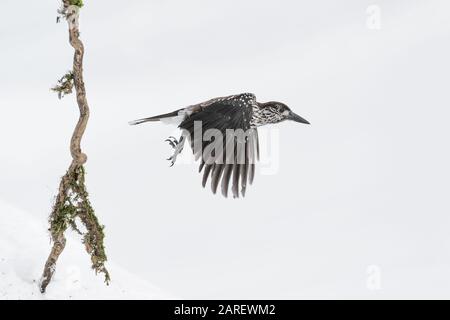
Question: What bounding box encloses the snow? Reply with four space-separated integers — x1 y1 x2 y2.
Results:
0 199 173 300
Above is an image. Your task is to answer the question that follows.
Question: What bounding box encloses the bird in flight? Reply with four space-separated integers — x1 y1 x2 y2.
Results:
130 93 309 198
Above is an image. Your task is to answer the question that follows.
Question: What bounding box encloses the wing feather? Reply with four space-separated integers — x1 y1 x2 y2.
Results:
240 163 248 197
211 164 224 194
221 164 233 198
202 164 213 188
231 163 240 198
179 93 259 197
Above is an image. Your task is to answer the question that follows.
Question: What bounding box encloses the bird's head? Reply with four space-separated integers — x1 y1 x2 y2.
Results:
257 101 310 126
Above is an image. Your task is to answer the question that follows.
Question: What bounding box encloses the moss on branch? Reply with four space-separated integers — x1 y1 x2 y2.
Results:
69 0 84 8
48 165 110 286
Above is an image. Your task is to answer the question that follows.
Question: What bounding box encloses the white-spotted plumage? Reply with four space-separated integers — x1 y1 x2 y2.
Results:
130 92 309 198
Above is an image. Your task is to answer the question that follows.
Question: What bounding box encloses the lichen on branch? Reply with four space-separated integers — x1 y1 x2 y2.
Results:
57 0 83 22
51 72 74 99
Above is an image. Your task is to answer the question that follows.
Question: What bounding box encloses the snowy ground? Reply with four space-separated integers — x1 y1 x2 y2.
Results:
0 199 173 300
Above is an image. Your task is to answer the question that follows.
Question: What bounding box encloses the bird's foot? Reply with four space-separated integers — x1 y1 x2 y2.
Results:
165 136 179 149
166 136 185 167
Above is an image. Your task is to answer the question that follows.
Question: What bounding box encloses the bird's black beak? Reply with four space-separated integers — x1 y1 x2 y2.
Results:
288 111 310 124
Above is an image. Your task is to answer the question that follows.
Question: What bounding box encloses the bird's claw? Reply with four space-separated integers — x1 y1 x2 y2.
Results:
165 136 179 149
165 135 185 167
167 156 176 167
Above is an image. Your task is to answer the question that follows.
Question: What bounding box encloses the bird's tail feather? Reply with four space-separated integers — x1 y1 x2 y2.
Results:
129 109 182 125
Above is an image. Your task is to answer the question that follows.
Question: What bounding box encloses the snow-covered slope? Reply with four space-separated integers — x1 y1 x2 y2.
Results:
0 199 172 300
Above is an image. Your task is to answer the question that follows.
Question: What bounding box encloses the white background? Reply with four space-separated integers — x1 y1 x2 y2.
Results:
1 0 450 299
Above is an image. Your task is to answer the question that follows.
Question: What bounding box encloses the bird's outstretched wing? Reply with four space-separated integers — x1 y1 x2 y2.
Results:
179 93 260 198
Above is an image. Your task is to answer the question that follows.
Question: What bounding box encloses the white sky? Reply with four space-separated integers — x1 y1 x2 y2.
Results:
1 0 450 298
